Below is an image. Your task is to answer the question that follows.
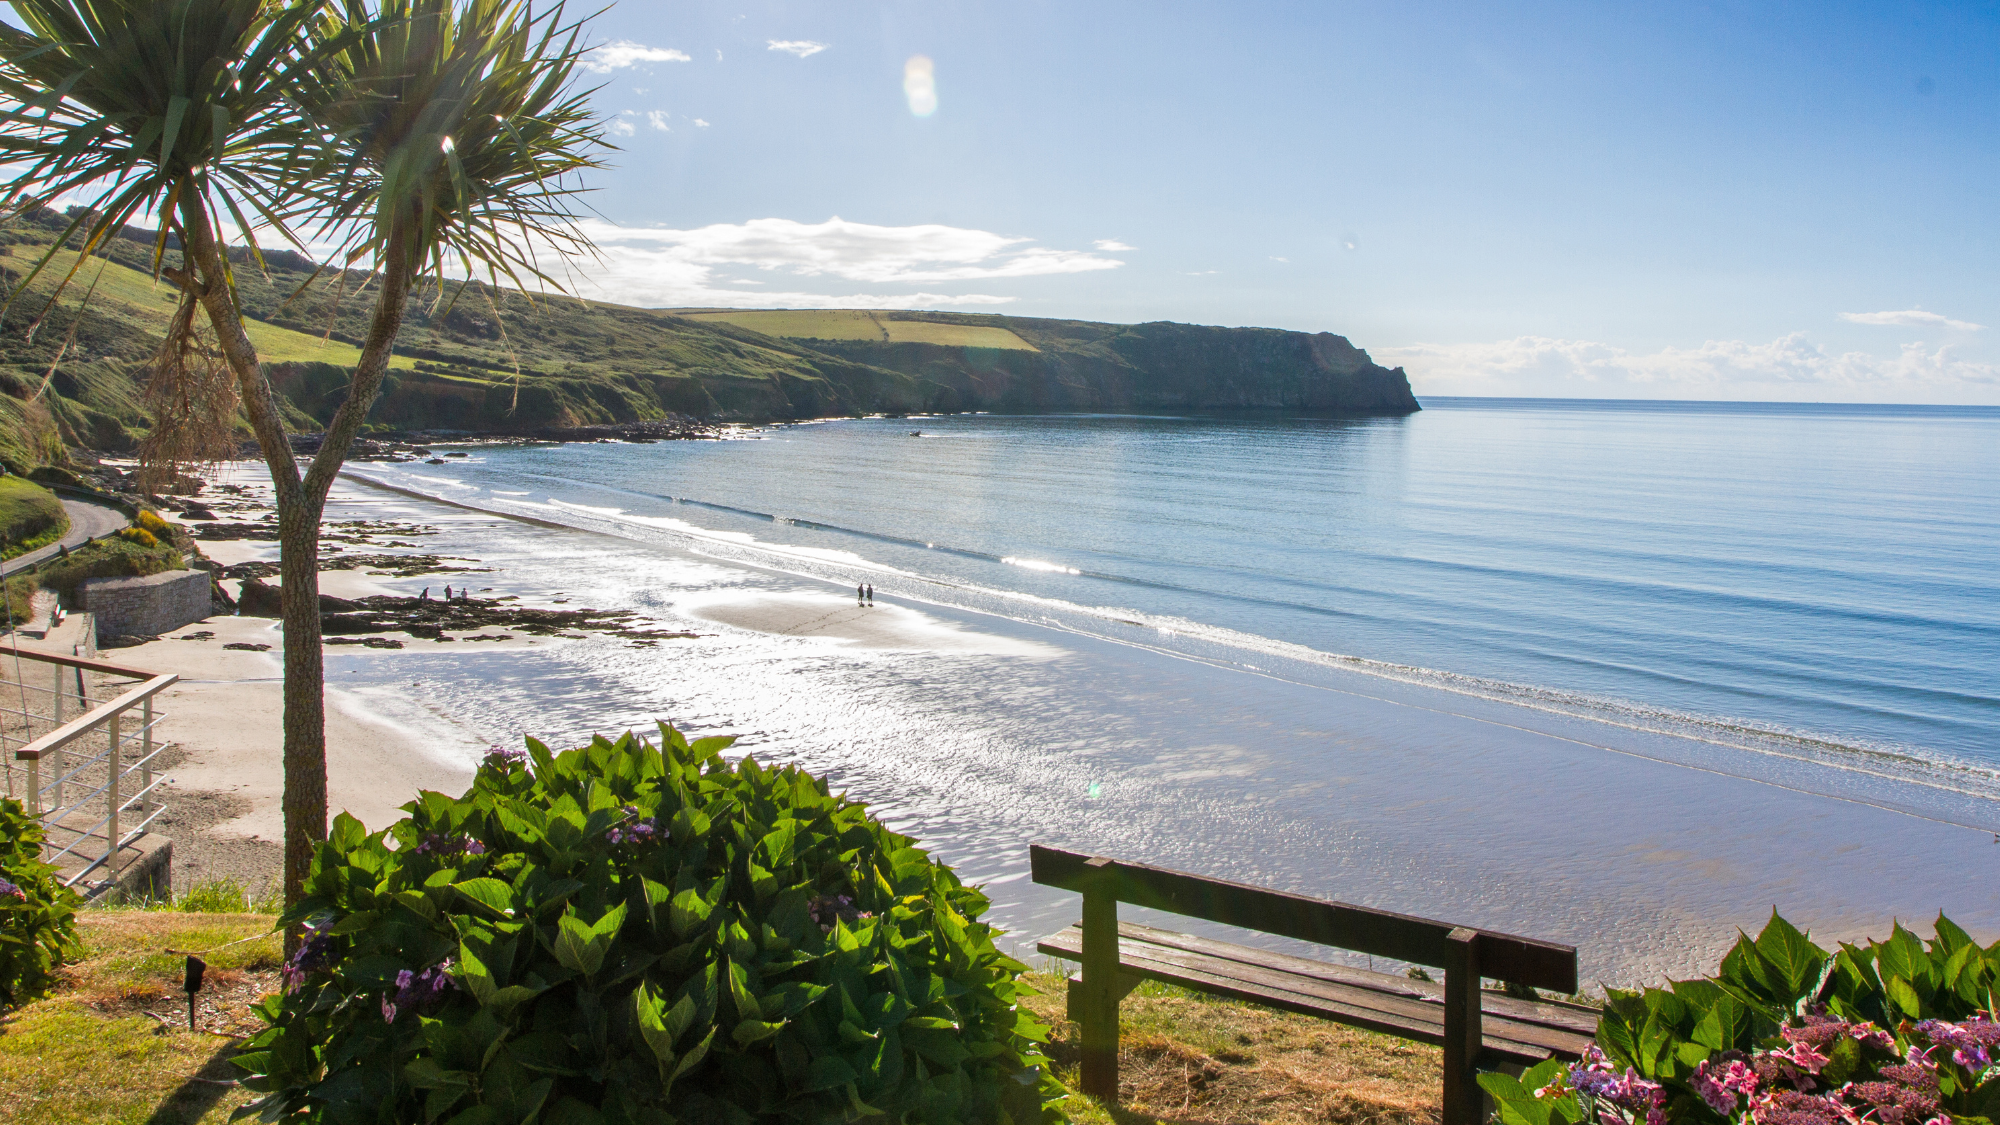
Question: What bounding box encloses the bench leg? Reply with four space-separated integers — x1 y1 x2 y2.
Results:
1443 927 1484 1125
1079 866 1120 1100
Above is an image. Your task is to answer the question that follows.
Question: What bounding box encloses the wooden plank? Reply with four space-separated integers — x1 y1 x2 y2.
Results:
1038 924 1593 1064
1041 926 1594 1059
1031 844 1578 993
1443 927 1482 1125
1092 922 1602 1037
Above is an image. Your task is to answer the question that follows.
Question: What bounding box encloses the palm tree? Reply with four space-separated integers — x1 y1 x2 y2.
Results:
0 0 607 915
264 0 605 910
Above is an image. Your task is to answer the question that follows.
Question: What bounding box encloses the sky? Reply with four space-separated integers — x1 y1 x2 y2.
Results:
10 1 2000 402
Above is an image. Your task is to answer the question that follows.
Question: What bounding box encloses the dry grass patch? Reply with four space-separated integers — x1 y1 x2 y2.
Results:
0 911 280 1125
1021 972 1442 1125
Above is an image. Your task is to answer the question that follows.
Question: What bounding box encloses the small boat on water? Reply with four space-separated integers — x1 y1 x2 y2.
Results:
909 430 923 437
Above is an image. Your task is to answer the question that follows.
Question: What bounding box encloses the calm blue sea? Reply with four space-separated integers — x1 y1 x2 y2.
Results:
329 398 2000 980
410 398 2000 768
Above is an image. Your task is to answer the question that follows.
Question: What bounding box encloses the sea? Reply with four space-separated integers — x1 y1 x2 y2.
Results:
300 398 2000 986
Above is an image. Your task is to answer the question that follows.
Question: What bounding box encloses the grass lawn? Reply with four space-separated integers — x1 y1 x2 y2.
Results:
0 475 67 558
1020 970 1442 1125
0 911 280 1125
676 308 1038 352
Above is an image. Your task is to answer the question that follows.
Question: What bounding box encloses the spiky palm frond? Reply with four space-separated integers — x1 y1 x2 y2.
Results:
292 0 609 295
0 0 335 306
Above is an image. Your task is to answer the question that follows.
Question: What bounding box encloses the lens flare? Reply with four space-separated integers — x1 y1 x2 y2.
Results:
904 55 938 117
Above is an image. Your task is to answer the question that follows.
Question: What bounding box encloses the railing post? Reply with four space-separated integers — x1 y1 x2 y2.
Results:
1078 857 1121 1101
141 697 154 814
24 755 38 818
1442 927 1484 1125
52 661 62 723
106 711 121 867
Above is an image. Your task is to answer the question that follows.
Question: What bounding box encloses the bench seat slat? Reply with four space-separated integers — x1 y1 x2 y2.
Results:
1098 922 1603 1038
1039 922 1597 1065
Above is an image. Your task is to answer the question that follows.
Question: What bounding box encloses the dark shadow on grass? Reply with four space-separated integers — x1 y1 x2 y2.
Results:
145 1040 244 1125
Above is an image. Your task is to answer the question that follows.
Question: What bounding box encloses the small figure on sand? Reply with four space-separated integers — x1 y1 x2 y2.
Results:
866 584 874 604
419 587 429 602
857 583 865 603
444 585 452 600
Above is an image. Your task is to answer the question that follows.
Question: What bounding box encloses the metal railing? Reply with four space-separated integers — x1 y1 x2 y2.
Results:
2 645 176 889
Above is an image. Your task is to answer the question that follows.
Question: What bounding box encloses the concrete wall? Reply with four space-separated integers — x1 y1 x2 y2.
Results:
81 569 210 641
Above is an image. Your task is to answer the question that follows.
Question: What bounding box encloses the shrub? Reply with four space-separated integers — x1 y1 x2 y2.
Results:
1482 912 2000 1125
134 508 174 538
34 532 181 604
0 475 67 558
234 726 1064 1125
115 525 159 548
0 797 82 1008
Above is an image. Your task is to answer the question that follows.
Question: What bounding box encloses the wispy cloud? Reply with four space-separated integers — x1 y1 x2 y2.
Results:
608 117 636 137
693 119 711 128
586 41 692 72
554 217 1123 309
1839 309 1983 331
768 40 829 58
1376 334 2000 401
1094 239 1135 251
646 110 671 132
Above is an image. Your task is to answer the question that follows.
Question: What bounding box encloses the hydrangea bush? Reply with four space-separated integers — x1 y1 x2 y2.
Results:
233 726 1063 1125
1482 913 2000 1125
0 796 82 1008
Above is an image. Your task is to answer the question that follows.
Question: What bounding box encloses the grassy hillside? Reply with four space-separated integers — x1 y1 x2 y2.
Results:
0 474 66 558
0 206 1417 455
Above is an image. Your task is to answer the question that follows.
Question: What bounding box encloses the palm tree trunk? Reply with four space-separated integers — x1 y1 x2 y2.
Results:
174 202 414 926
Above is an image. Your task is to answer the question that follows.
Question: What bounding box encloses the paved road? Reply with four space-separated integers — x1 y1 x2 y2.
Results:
0 495 130 579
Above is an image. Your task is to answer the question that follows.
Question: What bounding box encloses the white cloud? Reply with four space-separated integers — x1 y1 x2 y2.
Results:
1839 309 1983 331
585 41 692 72
1186 270 1218 276
1270 256 1289 263
550 216 1123 309
647 110 671 132
1376 334 2000 402
693 118 711 128
608 118 636 137
768 40 829 58
1094 239 1135 251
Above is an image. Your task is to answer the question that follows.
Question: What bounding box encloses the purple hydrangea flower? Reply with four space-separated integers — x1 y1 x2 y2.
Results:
0 877 26 901
381 960 455 1023
282 921 334 991
483 745 527 769
414 832 485 858
606 811 660 846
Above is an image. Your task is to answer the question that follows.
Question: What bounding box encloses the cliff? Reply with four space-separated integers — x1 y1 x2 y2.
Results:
0 208 1418 453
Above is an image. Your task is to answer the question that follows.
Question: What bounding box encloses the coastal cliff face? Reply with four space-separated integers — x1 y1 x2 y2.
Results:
0 208 1418 442
805 316 1420 416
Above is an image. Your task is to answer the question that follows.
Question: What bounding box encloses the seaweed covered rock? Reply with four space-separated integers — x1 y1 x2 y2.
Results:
236 726 1062 1125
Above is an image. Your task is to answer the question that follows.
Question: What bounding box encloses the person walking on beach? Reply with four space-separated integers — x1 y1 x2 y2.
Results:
866 584 874 604
419 587 429 602
857 583 865 603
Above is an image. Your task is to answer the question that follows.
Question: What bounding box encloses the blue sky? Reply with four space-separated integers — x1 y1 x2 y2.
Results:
6 0 1997 401
562 0 2000 403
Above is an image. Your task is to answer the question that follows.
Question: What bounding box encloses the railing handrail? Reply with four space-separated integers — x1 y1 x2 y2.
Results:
13 673 177 761
0 643 162 679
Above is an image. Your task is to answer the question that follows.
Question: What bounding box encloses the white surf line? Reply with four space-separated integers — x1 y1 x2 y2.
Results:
337 469 2000 827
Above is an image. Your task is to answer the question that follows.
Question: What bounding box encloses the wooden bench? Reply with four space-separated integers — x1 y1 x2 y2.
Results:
1030 845 1599 1125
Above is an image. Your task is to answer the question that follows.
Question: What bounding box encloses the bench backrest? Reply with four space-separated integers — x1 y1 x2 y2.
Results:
1030 844 1578 993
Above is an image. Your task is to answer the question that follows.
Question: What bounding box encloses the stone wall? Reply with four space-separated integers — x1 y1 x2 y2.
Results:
81 569 211 641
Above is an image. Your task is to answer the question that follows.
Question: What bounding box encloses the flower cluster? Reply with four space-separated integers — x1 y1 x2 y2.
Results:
605 806 659 846
0 877 25 901
1913 1016 2000 1073
1683 1014 1969 1125
381 960 455 1023
413 833 486 857
282 921 334 991
482 745 527 769
1551 1045 1667 1125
